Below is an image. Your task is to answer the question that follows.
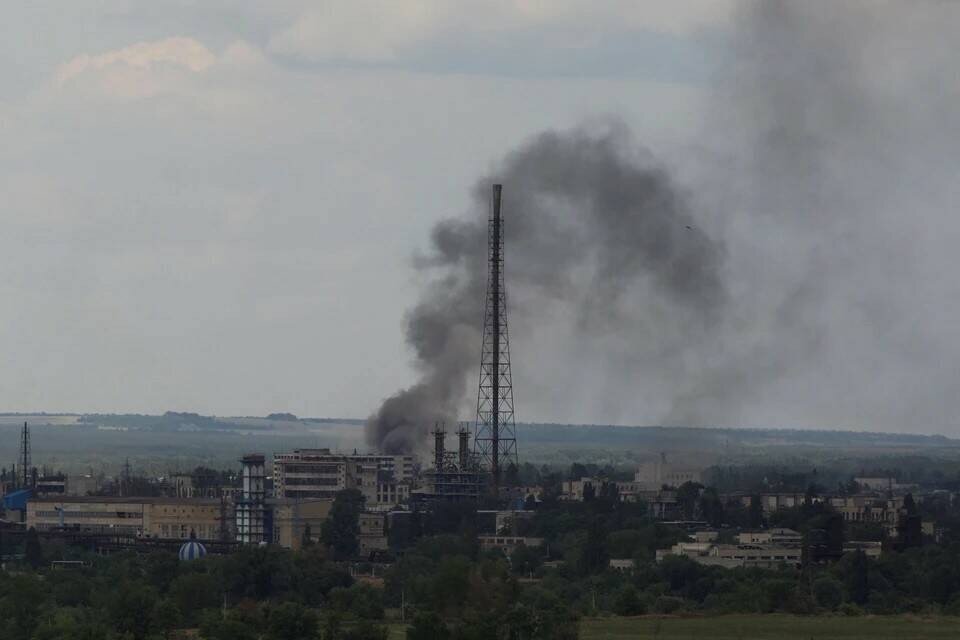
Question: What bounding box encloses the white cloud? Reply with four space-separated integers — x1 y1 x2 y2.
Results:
56 36 217 83
52 36 265 99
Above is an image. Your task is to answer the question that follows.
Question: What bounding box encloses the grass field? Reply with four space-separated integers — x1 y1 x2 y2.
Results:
580 614 960 639
387 614 960 639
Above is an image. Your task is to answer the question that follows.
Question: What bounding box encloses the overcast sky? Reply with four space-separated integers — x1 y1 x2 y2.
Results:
1 2 734 418
5 2 960 437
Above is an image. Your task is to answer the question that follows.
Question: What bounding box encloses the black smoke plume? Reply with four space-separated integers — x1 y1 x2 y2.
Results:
366 121 726 454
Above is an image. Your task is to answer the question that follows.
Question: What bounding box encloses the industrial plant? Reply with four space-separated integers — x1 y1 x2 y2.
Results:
0 184 526 556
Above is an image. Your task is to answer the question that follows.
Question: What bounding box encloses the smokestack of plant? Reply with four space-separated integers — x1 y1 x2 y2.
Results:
366 120 726 453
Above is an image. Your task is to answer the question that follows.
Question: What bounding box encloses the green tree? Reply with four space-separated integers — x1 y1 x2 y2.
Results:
322 612 343 640
267 602 318 640
107 581 158 640
152 598 182 639
199 611 258 640
848 549 870 605
675 482 703 519
613 584 645 616
813 577 844 610
342 620 389 640
511 544 544 577
0 574 45 638
407 612 450 640
699 488 725 528
24 526 43 569
169 572 220 624
322 489 365 560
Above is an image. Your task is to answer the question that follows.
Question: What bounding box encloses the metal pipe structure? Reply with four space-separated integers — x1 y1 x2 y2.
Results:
433 424 446 471
458 425 471 469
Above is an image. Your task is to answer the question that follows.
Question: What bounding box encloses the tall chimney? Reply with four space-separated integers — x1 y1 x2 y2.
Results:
433 424 446 471
458 424 470 469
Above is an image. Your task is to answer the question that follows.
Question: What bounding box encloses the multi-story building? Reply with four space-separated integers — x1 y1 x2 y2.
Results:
560 478 680 519
35 473 67 495
27 496 232 540
273 449 413 510
634 456 703 490
828 495 903 525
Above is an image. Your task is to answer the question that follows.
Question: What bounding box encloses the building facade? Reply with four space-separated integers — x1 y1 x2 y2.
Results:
273 449 413 510
269 498 332 550
236 454 266 544
27 496 232 540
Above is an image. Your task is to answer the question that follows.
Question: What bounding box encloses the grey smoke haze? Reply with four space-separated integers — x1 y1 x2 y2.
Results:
369 1 960 451
669 1 960 430
367 123 726 453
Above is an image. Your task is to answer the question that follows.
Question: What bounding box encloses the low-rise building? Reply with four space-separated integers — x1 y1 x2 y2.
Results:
560 477 681 519
358 511 388 556
478 535 544 554
725 492 820 515
738 528 802 546
828 495 903 525
844 541 883 558
853 477 917 493
657 541 802 569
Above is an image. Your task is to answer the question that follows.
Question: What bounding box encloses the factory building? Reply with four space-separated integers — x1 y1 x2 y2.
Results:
27 493 333 550
27 496 231 540
414 425 486 503
273 449 413 510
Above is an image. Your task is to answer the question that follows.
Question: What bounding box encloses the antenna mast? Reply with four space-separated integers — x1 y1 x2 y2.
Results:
474 184 518 494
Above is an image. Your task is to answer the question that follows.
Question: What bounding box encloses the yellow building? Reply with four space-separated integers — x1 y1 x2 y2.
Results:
269 498 333 550
148 498 230 540
27 496 232 540
28 495 341 550
28 497 147 535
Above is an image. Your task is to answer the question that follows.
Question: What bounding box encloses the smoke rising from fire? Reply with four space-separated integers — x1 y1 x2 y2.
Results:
368 1 960 451
366 122 726 453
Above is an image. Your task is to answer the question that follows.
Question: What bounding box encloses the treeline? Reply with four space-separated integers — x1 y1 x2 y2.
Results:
0 542 385 640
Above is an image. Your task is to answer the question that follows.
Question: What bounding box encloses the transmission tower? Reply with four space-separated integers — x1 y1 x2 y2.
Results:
474 183 518 493
19 421 31 489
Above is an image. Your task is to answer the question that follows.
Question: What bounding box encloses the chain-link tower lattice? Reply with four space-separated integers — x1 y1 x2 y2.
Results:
474 184 518 492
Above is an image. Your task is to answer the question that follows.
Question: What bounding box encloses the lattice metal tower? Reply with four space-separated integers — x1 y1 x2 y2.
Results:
474 183 518 492
19 421 31 489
